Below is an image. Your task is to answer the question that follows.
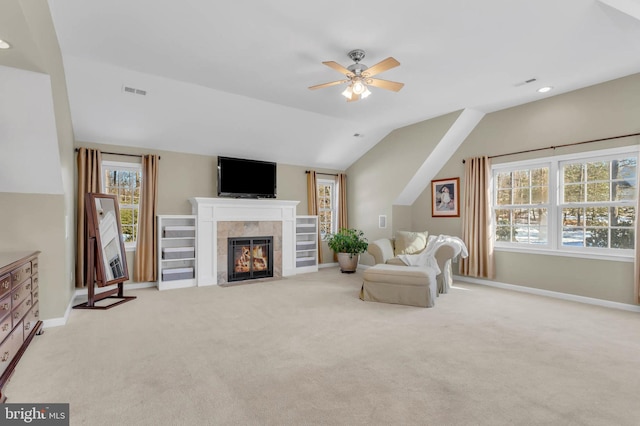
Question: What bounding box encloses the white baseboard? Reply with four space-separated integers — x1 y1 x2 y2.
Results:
42 281 158 329
456 275 640 313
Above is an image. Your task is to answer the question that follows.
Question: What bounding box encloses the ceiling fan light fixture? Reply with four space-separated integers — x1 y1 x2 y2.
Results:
352 80 366 95
341 86 353 99
309 49 403 102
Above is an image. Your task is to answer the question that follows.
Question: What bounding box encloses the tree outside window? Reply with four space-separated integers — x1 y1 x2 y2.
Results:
102 161 142 249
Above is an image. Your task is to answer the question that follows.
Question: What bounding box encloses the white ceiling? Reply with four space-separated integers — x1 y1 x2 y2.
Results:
23 1 640 169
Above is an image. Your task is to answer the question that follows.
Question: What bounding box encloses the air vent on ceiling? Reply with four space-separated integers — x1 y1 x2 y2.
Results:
514 77 537 87
122 85 147 96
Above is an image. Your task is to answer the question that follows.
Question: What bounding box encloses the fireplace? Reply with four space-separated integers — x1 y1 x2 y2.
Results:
228 236 274 282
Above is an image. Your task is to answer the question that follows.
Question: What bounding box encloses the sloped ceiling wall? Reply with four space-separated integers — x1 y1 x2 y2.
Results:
0 65 63 194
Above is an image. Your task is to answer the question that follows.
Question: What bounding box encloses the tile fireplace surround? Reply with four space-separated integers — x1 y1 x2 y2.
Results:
189 198 299 286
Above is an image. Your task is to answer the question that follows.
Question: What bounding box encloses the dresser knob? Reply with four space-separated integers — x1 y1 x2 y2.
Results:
34 278 38 284
2 304 8 310
13 312 19 320
13 294 19 301
25 322 30 331
33 292 38 299
1 324 8 331
26 299 32 307
25 267 31 274
2 282 8 289
1 351 8 362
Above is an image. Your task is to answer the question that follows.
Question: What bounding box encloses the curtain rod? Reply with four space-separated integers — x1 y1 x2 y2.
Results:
74 148 161 160
305 170 338 176
462 132 640 163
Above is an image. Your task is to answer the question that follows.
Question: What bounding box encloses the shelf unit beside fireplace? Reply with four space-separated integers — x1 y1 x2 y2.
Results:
157 215 197 290
295 215 318 273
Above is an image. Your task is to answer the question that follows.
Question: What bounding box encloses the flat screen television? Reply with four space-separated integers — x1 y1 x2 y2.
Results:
217 156 277 199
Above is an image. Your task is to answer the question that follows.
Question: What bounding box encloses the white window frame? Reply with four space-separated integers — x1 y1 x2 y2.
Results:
492 146 638 262
101 160 142 251
318 178 337 240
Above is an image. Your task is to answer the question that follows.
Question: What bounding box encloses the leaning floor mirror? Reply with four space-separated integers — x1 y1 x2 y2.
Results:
74 193 136 309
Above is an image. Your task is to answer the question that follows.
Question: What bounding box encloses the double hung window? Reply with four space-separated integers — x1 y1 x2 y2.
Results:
492 147 637 258
317 179 337 239
101 161 142 250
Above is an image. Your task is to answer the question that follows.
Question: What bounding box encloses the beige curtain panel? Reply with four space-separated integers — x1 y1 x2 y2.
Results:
75 147 103 288
134 154 160 282
459 156 495 279
337 173 348 230
306 171 323 264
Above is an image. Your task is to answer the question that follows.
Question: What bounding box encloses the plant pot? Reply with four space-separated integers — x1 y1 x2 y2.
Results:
337 252 359 273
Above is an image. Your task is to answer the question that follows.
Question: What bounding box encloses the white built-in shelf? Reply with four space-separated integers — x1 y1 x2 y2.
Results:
157 215 197 291
295 215 318 273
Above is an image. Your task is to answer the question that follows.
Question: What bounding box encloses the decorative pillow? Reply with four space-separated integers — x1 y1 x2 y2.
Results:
394 230 429 255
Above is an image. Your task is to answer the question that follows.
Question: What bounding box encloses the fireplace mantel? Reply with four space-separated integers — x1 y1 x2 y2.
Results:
189 198 300 286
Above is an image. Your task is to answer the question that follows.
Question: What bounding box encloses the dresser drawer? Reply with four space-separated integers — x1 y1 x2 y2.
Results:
11 278 30 310
0 294 10 320
23 302 39 336
0 274 10 299
11 262 32 287
0 313 11 343
0 322 23 377
32 284 39 306
11 299 29 330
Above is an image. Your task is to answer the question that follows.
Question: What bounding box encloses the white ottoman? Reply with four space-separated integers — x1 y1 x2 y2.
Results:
360 264 437 308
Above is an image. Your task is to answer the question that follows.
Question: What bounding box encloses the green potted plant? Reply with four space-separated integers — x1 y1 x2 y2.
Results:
326 228 368 273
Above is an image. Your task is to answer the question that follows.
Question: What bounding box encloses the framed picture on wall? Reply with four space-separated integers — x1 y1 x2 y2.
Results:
431 177 460 217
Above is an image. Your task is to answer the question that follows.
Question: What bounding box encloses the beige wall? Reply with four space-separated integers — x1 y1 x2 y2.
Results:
78 141 341 271
346 110 462 265
349 72 640 304
0 194 68 320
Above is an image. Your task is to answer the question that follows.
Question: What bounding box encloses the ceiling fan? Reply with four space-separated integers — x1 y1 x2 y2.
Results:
309 49 404 102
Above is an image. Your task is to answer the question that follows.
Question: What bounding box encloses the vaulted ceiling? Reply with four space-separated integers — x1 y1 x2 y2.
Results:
3 0 640 170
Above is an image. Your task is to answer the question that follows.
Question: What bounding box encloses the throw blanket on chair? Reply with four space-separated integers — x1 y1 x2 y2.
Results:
397 235 469 292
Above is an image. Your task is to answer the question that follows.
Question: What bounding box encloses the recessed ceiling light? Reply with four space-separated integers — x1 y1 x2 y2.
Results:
0 39 11 49
537 86 553 93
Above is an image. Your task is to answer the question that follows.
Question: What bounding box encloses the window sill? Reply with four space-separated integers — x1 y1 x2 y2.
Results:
494 245 633 263
124 245 137 253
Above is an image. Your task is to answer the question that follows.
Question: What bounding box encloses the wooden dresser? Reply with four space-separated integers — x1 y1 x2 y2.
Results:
0 251 43 402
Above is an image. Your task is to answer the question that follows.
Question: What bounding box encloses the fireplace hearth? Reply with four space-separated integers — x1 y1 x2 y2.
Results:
228 236 274 282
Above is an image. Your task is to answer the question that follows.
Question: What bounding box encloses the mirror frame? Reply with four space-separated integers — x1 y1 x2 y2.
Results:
85 192 130 287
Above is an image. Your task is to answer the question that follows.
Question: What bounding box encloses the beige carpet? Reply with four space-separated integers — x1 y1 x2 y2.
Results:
5 268 640 425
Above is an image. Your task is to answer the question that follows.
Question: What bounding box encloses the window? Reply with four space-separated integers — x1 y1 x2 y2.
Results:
492 147 637 258
101 161 142 249
317 179 337 239
560 156 636 250
495 166 550 245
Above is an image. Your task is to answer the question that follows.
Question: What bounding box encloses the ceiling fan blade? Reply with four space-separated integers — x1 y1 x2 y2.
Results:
322 61 353 76
367 78 405 92
362 57 400 77
346 93 360 102
308 80 348 90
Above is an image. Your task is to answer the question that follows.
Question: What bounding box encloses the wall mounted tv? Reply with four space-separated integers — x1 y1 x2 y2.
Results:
217 156 277 199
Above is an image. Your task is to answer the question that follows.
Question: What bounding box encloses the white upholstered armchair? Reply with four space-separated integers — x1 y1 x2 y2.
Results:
367 231 466 294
